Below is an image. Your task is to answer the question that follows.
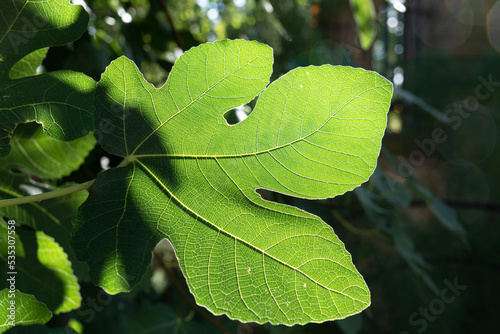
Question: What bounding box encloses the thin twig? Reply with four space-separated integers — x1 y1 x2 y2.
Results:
0 180 94 208
152 251 231 334
156 0 186 51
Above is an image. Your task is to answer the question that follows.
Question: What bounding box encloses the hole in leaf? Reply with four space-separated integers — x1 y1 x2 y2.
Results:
19 184 44 196
9 167 25 175
256 188 274 201
29 174 45 184
9 48 48 79
224 104 252 125
224 96 258 125
97 152 123 170
28 176 51 191
100 156 111 170
11 121 42 140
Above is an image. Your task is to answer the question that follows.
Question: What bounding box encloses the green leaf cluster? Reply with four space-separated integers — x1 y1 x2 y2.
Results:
0 0 396 331
72 39 392 325
0 0 95 157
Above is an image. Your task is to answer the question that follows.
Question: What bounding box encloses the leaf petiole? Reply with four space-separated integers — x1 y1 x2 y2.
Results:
0 180 94 208
117 156 134 167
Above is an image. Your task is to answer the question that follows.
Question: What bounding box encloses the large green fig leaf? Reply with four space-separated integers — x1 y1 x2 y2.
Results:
0 0 95 157
72 39 393 325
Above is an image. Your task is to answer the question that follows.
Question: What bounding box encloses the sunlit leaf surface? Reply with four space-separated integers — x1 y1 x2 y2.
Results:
73 39 392 325
0 289 51 333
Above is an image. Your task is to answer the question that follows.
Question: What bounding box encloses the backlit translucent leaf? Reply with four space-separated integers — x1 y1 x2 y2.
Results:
73 39 393 325
0 0 95 157
0 122 96 179
0 224 81 314
9 48 48 80
0 289 52 333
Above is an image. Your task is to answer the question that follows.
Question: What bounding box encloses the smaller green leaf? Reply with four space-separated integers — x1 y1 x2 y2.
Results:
9 48 48 80
0 172 89 279
350 0 377 50
0 122 96 179
0 172 88 253
0 289 52 333
0 0 88 72
0 0 95 157
0 225 81 314
0 71 95 157
67 318 83 334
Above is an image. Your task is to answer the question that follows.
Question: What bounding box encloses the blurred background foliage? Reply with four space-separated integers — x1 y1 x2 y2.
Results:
37 0 500 333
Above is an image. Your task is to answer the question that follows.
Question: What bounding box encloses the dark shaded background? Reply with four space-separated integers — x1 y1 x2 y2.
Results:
42 0 500 333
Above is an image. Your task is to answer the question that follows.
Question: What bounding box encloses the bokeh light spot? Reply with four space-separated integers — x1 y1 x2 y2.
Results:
487 1 500 53
445 0 474 25
234 0 246 7
412 0 472 49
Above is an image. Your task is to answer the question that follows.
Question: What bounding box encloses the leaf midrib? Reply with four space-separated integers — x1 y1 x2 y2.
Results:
136 159 366 304
128 82 391 161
